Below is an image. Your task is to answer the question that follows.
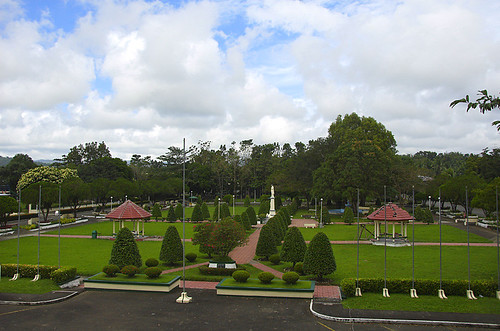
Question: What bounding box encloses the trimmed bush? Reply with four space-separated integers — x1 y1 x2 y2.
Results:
303 232 336 280
51 267 77 284
167 205 177 222
282 271 300 285
280 227 307 268
258 271 275 284
102 264 120 277
0 264 58 279
159 225 183 264
294 262 304 275
244 195 251 207
246 206 257 225
269 254 281 265
199 265 245 276
191 204 203 222
109 227 142 269
201 202 210 220
121 265 139 277
340 278 497 298
144 267 162 279
185 252 197 262
343 206 354 224
232 270 250 283
255 225 278 259
175 203 183 220
145 258 159 267
152 203 162 220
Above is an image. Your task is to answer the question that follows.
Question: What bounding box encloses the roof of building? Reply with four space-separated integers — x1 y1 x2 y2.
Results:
106 200 152 220
367 203 413 221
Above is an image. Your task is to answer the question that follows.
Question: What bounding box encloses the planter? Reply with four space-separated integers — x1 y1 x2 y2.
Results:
209 260 237 269
84 273 180 292
216 278 315 298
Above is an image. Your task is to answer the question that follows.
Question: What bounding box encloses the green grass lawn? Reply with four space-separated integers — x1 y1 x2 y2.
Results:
218 278 313 289
88 272 178 283
261 244 498 285
0 278 59 294
160 205 256 219
165 263 262 282
298 224 491 243
342 293 500 315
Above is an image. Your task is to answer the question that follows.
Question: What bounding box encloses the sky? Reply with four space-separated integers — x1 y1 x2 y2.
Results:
0 0 499 161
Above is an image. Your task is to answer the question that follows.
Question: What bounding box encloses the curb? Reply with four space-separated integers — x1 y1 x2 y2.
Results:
0 290 81 306
309 300 500 329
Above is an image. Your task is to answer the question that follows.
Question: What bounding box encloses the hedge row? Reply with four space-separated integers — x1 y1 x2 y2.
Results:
198 265 245 276
1 264 76 283
340 278 497 298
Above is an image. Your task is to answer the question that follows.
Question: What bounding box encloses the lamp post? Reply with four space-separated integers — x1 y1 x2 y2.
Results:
320 198 323 228
218 198 221 221
232 194 235 216
110 196 113 212
428 196 431 211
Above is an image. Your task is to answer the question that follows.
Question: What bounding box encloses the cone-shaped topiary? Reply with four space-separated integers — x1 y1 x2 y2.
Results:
220 202 231 218
175 203 183 220
246 206 257 225
280 226 307 268
303 232 336 280
201 202 210 220
255 225 278 259
343 206 354 224
191 203 203 222
167 205 176 222
159 225 183 265
109 227 142 269
152 203 162 220
244 195 251 207
240 211 251 230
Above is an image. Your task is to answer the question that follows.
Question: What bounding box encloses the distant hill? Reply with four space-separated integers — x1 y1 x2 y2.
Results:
0 156 11 167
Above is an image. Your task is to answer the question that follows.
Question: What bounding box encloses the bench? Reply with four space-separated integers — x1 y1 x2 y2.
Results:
304 223 317 228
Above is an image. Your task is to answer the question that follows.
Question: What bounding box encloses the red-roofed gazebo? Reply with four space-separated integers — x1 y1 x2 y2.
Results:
367 203 413 243
106 200 152 236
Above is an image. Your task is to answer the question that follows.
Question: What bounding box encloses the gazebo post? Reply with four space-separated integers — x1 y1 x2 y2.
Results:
113 220 115 235
142 220 145 236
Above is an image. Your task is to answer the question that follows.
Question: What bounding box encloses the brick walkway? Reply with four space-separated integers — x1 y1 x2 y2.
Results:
160 262 207 275
228 225 262 264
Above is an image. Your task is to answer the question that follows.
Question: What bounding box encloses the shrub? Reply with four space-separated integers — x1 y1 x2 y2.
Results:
303 232 336 280
145 258 159 267
246 206 257 225
152 203 162 220
220 203 231 218
51 267 77 284
109 227 142 268
167 205 177 222
294 262 304 275
160 225 183 265
175 203 183 220
343 207 354 224
121 265 139 277
258 271 275 284
102 264 120 277
269 254 281 265
201 202 210 220
199 265 245 276
0 264 58 279
185 252 197 262
191 204 203 222
282 271 300 285
232 270 250 283
280 227 307 268
144 267 162 279
192 222 216 258
255 225 278 259
244 195 251 207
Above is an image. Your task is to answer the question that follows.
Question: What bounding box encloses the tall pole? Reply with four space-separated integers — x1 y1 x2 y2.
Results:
58 184 61 268
37 184 41 276
466 187 471 291
384 185 387 289
496 186 499 296
218 198 221 221
412 186 415 289
320 198 323 228
232 194 235 216
439 189 442 291
356 188 360 288
17 188 21 276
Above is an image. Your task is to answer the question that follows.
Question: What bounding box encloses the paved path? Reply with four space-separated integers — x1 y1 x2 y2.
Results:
228 226 262 264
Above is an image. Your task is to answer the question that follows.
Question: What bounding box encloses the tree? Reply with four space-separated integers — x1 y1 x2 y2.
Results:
244 195 251 207
414 206 433 224
255 225 278 260
280 227 307 268
303 232 336 280
471 177 500 217
220 202 231 218
90 178 111 210
0 154 36 193
191 203 203 222
62 141 111 166
159 225 183 265
201 202 210 220
109 227 142 268
17 166 78 191
152 203 162 220
192 222 216 258
440 173 485 213
78 157 132 182
174 203 183 220
0 196 17 227
62 177 90 218
321 207 332 225
450 90 500 131
22 182 59 222
343 206 354 225
167 205 176 222
246 206 257 225
240 211 251 230
210 218 246 257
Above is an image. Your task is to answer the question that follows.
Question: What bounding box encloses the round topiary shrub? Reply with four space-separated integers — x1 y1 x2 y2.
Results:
185 252 197 262
282 271 300 285
269 254 281 265
258 271 275 284
144 267 162 279
102 264 120 277
121 265 139 277
145 258 159 267
294 262 304 275
232 270 250 283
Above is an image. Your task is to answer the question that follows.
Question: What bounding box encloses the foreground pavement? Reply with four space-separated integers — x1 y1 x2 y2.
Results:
0 289 496 330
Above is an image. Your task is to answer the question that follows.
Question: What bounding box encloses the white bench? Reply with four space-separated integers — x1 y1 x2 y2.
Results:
304 223 317 228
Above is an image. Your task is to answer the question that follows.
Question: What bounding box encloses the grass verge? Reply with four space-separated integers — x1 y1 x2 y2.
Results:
218 278 312 289
0 278 59 294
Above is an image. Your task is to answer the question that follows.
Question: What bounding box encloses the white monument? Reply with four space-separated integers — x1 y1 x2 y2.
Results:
267 185 276 218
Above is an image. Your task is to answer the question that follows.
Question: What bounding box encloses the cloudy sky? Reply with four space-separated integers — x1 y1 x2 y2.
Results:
0 0 499 161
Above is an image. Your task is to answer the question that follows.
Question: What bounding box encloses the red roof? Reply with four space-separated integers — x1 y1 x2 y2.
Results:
106 200 152 220
367 203 413 222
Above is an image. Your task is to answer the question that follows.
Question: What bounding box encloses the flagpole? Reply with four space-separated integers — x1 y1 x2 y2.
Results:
438 189 446 299
410 186 417 298
466 187 476 299
177 138 192 304
496 186 499 300
355 188 361 296
383 185 389 297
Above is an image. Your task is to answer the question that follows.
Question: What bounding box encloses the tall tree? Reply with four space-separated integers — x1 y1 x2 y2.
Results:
0 196 17 227
450 90 500 131
62 177 90 217
280 227 307 268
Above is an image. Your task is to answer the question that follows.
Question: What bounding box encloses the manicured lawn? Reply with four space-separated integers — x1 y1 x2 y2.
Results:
160 205 257 219
298 224 491 243
165 263 262 282
261 244 498 285
218 278 313 289
0 278 59 294
88 272 178 283
342 293 500 315
0 237 204 276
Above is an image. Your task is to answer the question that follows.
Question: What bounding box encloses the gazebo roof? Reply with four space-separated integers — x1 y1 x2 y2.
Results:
106 200 152 220
367 203 413 222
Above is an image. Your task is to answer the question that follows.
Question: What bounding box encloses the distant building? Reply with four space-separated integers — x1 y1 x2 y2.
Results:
0 184 11 196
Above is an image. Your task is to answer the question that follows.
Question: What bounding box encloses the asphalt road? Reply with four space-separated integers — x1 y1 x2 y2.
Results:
0 289 484 331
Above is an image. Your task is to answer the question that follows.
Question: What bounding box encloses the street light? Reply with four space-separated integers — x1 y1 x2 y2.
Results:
218 198 221 222
232 195 235 216
110 196 113 212
428 196 431 211
320 198 323 228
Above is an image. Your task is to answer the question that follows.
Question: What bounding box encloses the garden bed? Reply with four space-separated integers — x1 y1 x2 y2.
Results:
84 273 180 292
215 278 315 298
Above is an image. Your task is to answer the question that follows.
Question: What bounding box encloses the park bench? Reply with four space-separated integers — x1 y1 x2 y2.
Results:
304 223 317 228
